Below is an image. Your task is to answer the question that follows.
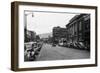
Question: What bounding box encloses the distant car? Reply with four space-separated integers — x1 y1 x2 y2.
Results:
58 42 63 46
52 43 56 47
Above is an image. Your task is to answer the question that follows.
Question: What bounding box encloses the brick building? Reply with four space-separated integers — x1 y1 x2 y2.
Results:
24 29 36 42
52 26 67 44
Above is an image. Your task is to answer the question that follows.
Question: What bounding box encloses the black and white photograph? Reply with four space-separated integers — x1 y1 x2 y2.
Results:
24 11 90 62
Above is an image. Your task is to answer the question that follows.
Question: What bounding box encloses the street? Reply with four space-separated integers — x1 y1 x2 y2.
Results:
36 44 90 61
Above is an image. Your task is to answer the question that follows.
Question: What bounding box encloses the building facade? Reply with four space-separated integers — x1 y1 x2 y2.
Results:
52 26 67 44
66 14 90 49
24 29 36 42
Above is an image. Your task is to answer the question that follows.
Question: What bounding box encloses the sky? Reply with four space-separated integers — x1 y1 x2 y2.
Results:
26 11 77 35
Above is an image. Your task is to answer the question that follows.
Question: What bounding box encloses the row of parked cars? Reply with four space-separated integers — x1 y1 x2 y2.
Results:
57 40 90 51
24 41 43 61
64 42 90 50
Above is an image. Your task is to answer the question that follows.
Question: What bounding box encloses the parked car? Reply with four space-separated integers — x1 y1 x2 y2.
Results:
58 42 63 46
24 41 42 61
74 42 86 50
66 43 71 47
73 42 79 48
52 43 56 47
78 42 88 50
69 43 74 48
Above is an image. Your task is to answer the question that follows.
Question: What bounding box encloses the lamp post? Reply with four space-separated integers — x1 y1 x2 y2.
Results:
24 10 34 42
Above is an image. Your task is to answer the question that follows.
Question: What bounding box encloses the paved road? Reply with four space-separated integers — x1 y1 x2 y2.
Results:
36 44 90 61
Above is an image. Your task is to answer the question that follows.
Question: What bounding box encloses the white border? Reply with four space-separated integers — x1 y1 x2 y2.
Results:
19 5 96 68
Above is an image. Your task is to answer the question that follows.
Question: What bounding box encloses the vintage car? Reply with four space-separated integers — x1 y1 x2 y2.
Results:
78 42 88 50
24 42 42 61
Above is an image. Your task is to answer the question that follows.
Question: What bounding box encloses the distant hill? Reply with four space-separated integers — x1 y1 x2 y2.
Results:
39 32 52 39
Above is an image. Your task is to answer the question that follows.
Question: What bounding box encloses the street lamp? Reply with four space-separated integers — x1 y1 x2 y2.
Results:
24 11 34 30
24 10 34 42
